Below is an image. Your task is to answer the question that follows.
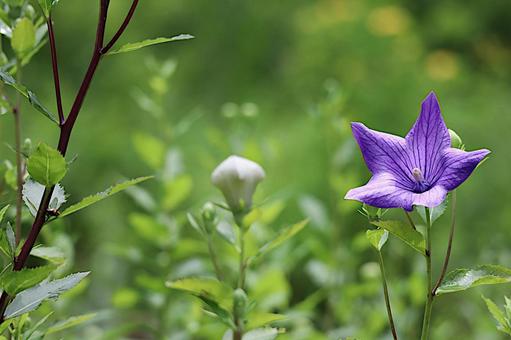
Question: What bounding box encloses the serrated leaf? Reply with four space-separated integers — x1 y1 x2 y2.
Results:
45 313 96 335
59 176 152 217
0 265 56 295
436 265 511 295
250 220 308 264
11 18 35 57
4 272 89 319
107 34 194 55
246 312 286 330
0 70 58 124
482 295 511 335
23 179 66 216
30 246 65 264
366 229 388 251
417 199 448 225
166 277 233 310
27 143 67 187
370 220 426 255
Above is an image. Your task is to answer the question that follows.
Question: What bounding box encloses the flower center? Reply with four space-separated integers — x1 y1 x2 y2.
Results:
411 168 429 193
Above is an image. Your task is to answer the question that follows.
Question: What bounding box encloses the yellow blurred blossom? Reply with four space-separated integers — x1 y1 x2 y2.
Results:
426 50 460 81
367 6 411 36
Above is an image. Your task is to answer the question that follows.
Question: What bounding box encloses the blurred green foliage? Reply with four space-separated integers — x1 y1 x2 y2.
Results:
0 0 510 338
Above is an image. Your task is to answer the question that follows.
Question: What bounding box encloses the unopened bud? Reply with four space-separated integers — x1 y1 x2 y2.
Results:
448 129 463 149
201 202 217 233
233 288 248 319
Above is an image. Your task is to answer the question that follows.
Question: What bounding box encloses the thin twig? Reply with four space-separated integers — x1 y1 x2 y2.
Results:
432 191 457 296
46 15 65 125
101 0 140 54
13 59 24 246
403 210 417 230
378 251 398 339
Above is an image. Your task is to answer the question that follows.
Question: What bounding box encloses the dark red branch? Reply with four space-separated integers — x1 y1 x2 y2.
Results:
101 0 140 54
47 16 65 125
0 0 119 321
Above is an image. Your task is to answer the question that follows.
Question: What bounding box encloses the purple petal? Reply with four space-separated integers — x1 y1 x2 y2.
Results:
345 173 415 211
435 148 490 191
351 122 414 186
410 185 448 209
405 92 450 181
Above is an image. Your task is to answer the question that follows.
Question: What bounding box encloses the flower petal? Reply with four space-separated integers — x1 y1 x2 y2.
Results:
405 92 450 181
351 122 414 187
435 148 490 191
410 185 448 209
345 173 415 211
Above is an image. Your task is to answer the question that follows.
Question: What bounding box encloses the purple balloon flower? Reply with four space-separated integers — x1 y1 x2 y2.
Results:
345 92 490 211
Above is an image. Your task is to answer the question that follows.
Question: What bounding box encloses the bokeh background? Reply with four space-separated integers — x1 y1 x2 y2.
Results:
1 0 510 338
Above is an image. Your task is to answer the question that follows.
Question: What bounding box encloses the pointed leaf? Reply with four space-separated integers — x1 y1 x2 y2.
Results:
5 223 15 255
366 229 388 251
4 272 89 319
250 219 308 263
45 313 96 335
59 176 152 217
0 71 58 124
417 198 448 225
436 265 511 295
11 18 35 58
23 179 66 216
246 312 286 330
30 246 65 265
166 277 233 310
370 220 426 255
0 205 9 223
106 34 194 55
482 295 511 335
27 143 67 187
0 265 56 295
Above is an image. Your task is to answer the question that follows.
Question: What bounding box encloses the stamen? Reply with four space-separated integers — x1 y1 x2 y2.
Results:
412 168 424 183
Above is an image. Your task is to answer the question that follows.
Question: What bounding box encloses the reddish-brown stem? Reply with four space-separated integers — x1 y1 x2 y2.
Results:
47 16 65 125
101 0 140 54
0 0 120 321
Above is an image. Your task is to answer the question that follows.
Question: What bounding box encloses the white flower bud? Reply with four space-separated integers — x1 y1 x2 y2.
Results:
211 155 265 212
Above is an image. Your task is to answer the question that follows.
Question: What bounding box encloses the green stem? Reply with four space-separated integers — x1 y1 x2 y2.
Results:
206 235 224 281
432 191 457 296
377 251 398 340
420 208 433 340
234 217 246 340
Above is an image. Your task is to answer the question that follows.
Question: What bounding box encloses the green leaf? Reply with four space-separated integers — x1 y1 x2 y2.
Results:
370 220 426 255
132 133 165 170
59 176 152 217
106 34 194 55
23 311 53 339
45 313 96 335
0 265 56 295
162 175 193 210
4 272 89 319
482 295 511 335
249 219 308 264
187 213 205 236
38 0 60 16
30 246 65 265
199 295 234 328
5 223 15 255
11 18 35 57
0 205 9 223
416 199 448 225
0 70 58 124
27 143 67 187
246 312 286 330
166 277 233 310
436 265 511 295
366 229 388 251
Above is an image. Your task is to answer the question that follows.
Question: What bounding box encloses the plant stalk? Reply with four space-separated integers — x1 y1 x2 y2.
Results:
420 208 433 340
378 251 398 340
206 235 224 281
0 0 141 321
432 191 457 296
13 59 23 246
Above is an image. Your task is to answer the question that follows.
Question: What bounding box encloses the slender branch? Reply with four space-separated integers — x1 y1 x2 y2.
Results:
101 0 140 54
46 16 65 125
13 59 24 246
0 0 120 321
420 209 433 340
432 191 457 296
378 251 398 340
403 210 417 230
